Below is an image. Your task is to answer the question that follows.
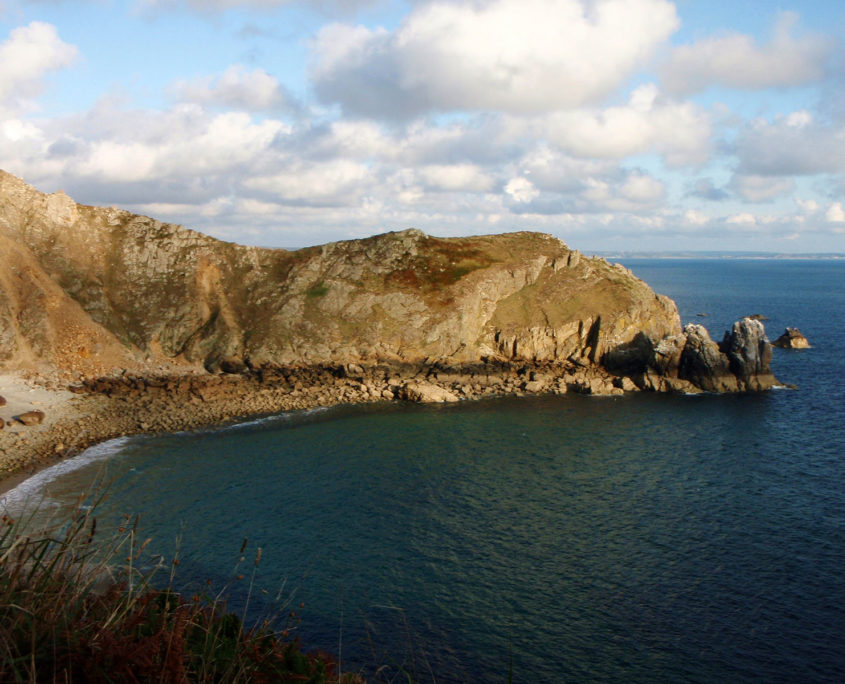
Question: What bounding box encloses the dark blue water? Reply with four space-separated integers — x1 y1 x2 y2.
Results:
5 260 845 682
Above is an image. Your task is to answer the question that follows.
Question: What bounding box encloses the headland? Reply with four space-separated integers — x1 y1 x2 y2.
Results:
0 170 782 489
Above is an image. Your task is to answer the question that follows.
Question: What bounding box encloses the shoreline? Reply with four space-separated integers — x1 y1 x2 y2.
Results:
1 360 635 496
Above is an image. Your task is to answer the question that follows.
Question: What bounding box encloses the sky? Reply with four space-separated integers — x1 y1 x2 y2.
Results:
1 0 845 253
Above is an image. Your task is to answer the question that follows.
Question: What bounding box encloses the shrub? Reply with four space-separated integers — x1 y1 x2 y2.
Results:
0 492 361 683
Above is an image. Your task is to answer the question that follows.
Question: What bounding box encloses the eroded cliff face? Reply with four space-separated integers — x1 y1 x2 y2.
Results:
0 170 776 392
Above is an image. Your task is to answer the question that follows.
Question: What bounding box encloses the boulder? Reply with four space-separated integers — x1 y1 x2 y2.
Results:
613 376 638 392
400 381 459 403
15 410 45 426
720 318 776 390
0 417 4 430
772 327 811 349
0 394 5 406
650 333 687 376
678 324 738 392
219 358 248 374
522 379 548 393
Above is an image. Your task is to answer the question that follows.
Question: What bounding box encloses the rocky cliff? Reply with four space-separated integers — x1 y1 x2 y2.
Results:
0 170 777 392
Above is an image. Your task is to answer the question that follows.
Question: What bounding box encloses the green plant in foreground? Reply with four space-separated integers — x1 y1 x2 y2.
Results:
0 492 363 683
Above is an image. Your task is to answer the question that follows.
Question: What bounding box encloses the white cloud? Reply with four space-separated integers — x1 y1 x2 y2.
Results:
418 164 495 193
683 209 709 226
74 109 288 182
543 83 710 165
314 120 395 160
311 0 679 118
726 212 757 225
576 170 665 212
243 159 371 204
138 0 377 11
826 202 845 223
0 22 77 111
735 112 845 176
786 110 813 128
172 65 288 111
505 177 539 204
619 172 665 203
731 174 795 203
662 12 829 95
517 145 617 194
796 198 819 214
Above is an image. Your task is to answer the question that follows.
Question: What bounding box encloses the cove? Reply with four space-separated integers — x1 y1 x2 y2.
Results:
8 388 845 683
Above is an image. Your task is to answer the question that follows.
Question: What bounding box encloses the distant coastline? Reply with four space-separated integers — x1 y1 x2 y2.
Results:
598 251 845 260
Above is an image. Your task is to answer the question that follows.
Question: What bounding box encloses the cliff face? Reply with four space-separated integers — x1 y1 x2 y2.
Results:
0 170 679 370
0 170 775 392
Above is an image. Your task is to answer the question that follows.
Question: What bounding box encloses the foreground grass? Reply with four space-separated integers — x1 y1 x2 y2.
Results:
0 493 362 683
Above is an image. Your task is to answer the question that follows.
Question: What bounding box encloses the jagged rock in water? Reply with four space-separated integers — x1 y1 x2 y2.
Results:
772 327 811 349
720 318 776 390
678 324 739 392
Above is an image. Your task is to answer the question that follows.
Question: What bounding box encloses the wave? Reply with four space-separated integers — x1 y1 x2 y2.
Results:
0 436 133 513
210 405 334 434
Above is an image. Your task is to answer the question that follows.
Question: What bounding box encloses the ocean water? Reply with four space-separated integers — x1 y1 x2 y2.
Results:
3 259 845 683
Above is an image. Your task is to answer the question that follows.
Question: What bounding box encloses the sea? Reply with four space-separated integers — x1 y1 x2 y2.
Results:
3 258 845 683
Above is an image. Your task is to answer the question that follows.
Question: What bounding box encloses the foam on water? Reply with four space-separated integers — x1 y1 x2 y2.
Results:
210 404 333 434
0 436 132 513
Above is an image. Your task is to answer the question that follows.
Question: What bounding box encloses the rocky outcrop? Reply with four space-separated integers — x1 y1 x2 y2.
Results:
772 328 811 349
400 381 459 403
721 318 776 390
679 324 739 392
0 170 779 394
626 317 777 393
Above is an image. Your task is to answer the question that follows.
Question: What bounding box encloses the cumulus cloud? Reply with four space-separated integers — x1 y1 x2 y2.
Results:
517 145 617 194
418 164 495 193
826 202 845 223
578 170 665 212
243 159 372 205
687 178 729 201
0 22 77 111
731 174 795 203
76 109 287 182
542 83 710 165
138 0 377 12
796 198 819 214
734 111 845 176
683 209 710 226
0 98 290 209
505 177 539 204
726 212 757 225
662 12 829 95
310 0 679 119
171 65 290 111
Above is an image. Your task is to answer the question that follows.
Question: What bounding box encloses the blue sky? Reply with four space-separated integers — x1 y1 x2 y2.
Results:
2 0 844 252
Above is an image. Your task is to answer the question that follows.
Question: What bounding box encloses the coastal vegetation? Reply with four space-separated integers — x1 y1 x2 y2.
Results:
0 490 359 683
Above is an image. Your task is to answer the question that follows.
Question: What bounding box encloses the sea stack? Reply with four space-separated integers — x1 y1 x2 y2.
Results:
772 328 811 349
